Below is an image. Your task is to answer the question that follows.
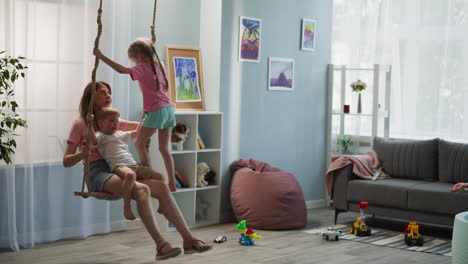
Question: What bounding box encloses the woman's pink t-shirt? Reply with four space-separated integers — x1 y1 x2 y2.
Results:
67 118 132 163
130 62 173 112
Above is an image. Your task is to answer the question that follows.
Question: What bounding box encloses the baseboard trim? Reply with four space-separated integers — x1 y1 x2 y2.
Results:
306 199 326 209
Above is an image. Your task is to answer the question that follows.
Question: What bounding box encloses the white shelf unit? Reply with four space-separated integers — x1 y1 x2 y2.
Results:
326 64 392 159
149 111 223 231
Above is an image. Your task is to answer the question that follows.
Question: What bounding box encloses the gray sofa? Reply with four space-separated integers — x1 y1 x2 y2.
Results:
333 137 468 227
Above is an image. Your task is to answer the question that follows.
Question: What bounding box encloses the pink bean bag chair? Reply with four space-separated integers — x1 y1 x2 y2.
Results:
230 159 307 230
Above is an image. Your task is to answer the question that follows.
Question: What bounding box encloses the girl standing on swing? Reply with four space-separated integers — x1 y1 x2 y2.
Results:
94 39 177 193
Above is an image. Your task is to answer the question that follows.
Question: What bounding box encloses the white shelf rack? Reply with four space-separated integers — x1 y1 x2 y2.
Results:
149 111 223 231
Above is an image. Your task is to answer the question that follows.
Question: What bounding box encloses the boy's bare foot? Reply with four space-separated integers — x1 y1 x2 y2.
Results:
124 206 136 220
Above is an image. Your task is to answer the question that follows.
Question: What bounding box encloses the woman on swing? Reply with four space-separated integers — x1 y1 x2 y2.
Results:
63 81 212 260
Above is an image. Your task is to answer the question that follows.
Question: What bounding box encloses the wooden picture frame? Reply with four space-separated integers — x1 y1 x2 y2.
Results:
165 46 205 111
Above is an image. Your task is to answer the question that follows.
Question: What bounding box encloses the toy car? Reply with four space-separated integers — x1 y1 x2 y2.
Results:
404 222 423 246
350 216 372 236
214 235 227 243
350 202 372 236
322 227 343 241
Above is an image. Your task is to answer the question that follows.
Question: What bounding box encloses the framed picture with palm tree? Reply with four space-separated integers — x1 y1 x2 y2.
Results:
239 16 262 62
301 18 316 51
165 46 205 111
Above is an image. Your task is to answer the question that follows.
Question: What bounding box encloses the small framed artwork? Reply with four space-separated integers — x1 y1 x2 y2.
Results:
268 57 294 91
239 16 262 62
301 18 316 51
165 46 204 111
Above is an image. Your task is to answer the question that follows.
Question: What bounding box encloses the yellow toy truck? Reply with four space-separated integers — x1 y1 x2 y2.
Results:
350 202 371 236
404 222 424 246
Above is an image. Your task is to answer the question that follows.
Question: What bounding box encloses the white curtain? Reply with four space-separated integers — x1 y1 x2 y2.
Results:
332 0 468 141
1 0 132 251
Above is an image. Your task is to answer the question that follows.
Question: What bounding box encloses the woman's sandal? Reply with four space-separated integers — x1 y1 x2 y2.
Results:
183 239 213 254
156 241 182 260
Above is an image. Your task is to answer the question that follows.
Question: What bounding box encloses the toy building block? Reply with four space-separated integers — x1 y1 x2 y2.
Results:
236 220 262 246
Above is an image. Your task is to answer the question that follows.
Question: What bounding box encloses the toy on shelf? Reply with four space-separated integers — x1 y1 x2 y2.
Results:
321 227 343 241
175 171 188 188
171 123 190 151
196 162 210 187
404 222 424 246
197 131 206 149
205 169 216 185
236 220 263 246
350 201 371 236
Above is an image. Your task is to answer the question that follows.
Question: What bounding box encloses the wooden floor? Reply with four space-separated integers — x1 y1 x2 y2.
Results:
0 207 452 264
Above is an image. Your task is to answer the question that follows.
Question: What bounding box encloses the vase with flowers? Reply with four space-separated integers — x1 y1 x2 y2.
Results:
350 80 367 113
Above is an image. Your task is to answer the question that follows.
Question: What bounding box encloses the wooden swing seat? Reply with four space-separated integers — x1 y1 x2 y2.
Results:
74 191 120 199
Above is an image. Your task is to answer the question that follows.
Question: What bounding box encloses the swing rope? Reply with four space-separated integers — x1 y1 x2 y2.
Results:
75 0 160 199
149 0 168 89
76 0 106 199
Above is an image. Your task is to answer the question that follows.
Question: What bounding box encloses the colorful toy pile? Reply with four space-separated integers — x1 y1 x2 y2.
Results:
236 220 263 246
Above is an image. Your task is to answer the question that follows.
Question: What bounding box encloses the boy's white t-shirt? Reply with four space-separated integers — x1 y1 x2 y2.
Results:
96 131 137 171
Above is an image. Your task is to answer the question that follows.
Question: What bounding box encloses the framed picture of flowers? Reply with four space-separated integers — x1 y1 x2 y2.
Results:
165 46 205 111
239 16 262 62
301 18 316 51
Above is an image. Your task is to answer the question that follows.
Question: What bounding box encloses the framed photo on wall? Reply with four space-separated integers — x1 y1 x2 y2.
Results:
239 16 262 62
268 57 294 91
165 46 205 111
301 18 316 51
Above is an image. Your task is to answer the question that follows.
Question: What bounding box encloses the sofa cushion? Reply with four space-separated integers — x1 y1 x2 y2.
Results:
408 182 468 215
373 137 438 181
347 178 423 209
438 139 468 183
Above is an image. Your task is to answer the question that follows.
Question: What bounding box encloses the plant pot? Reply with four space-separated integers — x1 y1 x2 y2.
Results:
341 149 351 155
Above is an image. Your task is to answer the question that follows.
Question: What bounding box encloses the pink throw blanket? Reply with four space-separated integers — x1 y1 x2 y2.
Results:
325 150 390 196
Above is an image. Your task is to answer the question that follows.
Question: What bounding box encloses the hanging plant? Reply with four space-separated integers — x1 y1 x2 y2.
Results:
0 50 28 164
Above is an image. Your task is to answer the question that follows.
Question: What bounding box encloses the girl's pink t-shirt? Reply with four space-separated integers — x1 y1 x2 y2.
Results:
66 118 132 163
130 62 173 112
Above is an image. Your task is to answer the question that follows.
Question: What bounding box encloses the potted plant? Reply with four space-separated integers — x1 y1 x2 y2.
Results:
337 135 352 154
0 51 28 164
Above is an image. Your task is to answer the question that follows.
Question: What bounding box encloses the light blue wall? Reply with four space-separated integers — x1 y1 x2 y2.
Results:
220 0 333 215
